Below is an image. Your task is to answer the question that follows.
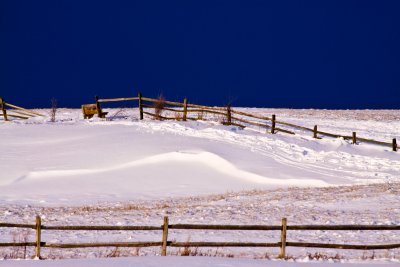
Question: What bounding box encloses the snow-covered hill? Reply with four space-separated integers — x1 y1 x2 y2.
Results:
0 108 399 262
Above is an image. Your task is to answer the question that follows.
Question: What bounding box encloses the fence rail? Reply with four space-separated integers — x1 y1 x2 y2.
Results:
1 216 400 259
93 94 398 152
0 97 44 121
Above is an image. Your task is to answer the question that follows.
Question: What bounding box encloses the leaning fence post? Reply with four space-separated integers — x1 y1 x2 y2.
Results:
0 97 8 121
393 138 397 152
138 92 143 120
271 115 276 134
313 125 318 139
226 105 232 125
183 98 188 121
161 216 169 256
279 217 287 259
352 132 357 144
35 215 42 259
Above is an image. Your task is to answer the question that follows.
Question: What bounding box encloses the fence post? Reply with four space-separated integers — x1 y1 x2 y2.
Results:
226 105 232 125
183 98 188 121
271 115 276 134
95 96 103 118
313 125 318 139
279 217 287 259
138 92 143 120
0 97 8 121
393 139 397 152
35 215 42 259
161 216 169 256
352 132 357 144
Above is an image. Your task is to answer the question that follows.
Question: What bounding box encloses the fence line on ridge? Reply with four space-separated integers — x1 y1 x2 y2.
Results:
93 94 398 152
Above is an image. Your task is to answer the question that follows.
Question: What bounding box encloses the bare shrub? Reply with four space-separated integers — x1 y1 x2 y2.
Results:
50 98 57 122
153 94 165 120
197 111 204 120
3 230 31 259
107 108 128 121
174 112 182 121
106 247 120 258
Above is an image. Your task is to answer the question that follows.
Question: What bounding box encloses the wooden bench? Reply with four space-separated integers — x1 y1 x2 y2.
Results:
81 104 108 119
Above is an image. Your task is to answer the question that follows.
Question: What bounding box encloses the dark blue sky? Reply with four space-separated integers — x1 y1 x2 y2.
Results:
1 0 399 109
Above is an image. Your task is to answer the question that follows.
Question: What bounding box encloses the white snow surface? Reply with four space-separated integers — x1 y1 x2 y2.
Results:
1 256 399 267
1 108 399 205
0 108 399 262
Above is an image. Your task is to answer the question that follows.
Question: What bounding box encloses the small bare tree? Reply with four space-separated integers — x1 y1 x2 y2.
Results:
50 98 57 122
153 94 165 120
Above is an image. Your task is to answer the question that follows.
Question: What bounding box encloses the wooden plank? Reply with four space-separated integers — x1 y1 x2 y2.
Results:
170 242 279 247
35 216 42 259
169 224 281 230
6 114 29 119
43 225 162 231
275 127 295 135
141 104 183 112
161 216 169 256
287 242 400 250
0 242 36 247
0 223 36 229
357 137 392 147
142 111 175 120
275 120 314 132
231 116 271 129
9 109 36 117
141 97 185 107
313 125 318 138
4 103 44 116
279 218 287 258
186 103 226 111
230 109 272 120
393 139 397 152
287 225 400 230
97 97 139 102
44 242 162 248
230 122 246 128
352 132 357 144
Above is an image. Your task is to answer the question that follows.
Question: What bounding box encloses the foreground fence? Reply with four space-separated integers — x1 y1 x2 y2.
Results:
1 216 400 259
94 94 398 152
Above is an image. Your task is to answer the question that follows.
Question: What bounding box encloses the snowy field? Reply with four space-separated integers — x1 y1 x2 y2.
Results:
0 108 399 264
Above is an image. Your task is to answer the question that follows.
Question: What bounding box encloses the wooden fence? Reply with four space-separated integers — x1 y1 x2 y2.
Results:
0 97 44 121
1 216 399 259
94 94 398 152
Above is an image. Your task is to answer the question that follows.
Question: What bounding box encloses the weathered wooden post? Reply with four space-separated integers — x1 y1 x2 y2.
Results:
138 92 143 120
279 217 287 259
35 216 42 259
226 105 232 125
0 97 8 121
393 138 397 152
183 98 188 121
352 132 357 144
313 125 318 139
271 114 276 134
161 216 169 256
95 95 103 118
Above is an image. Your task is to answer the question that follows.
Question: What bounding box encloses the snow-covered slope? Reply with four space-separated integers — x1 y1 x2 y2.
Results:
1 108 399 261
0 108 399 205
